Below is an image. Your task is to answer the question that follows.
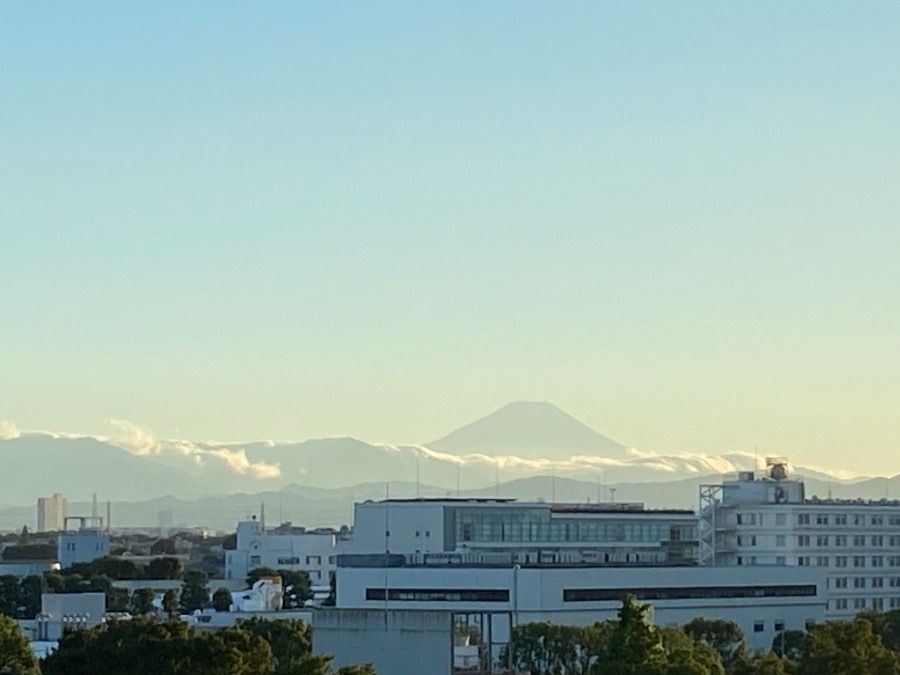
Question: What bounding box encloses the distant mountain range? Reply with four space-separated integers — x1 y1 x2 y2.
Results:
0 401 889 531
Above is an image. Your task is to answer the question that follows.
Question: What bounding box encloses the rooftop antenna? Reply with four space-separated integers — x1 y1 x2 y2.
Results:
551 468 556 502
494 463 500 497
416 454 421 498
260 502 266 531
610 487 617 503
456 460 461 497
754 445 759 470
91 493 98 523
604 470 609 502
385 482 390 499
106 501 111 533
596 473 601 503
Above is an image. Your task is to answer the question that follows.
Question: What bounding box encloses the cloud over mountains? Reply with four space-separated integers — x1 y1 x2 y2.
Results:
0 402 865 506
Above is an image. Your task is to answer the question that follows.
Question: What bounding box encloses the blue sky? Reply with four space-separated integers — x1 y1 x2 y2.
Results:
1 2 898 473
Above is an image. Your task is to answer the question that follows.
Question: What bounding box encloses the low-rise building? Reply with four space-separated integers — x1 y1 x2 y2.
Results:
224 517 343 586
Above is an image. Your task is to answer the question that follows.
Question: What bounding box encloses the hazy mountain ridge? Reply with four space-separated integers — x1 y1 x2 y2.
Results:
0 401 877 514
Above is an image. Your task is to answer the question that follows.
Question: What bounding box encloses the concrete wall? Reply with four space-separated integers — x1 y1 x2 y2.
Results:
349 503 448 556
314 609 453 675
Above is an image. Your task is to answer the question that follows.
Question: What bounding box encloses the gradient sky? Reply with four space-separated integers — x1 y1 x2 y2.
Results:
1 2 898 474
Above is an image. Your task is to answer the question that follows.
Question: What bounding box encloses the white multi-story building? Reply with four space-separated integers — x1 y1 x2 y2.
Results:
225 518 344 587
37 493 67 532
347 498 698 564
335 497 823 651
700 457 900 619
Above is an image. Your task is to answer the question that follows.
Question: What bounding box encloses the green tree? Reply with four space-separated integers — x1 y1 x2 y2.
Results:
657 626 724 675
41 617 275 675
17 525 31 545
594 594 668 675
18 575 45 618
0 575 22 617
237 617 313 672
770 630 807 663
130 587 157 615
180 569 210 613
683 618 746 671
162 588 180 618
145 556 184 580
731 651 795 675
0 613 40 675
68 556 141 580
212 586 233 612
797 618 900 675
865 609 900 651
246 567 312 607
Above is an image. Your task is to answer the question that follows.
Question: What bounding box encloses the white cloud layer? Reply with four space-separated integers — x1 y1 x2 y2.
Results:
0 421 21 440
107 419 281 479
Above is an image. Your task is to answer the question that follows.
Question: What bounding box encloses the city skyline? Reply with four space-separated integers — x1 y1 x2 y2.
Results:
2 3 899 475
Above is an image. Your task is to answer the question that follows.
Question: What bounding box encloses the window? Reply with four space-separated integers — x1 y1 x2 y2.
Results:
738 535 757 547
776 556 786 565
328 556 336 564
774 621 785 632
306 555 322 565
891 556 900 567
738 514 757 526
776 514 787 526
562 584 817 602
835 556 848 568
836 598 848 610
277 556 300 565
872 535 884 547
367 588 509 602
854 515 864 526
798 514 810 526
854 556 866 568
753 621 765 633
817 536 829 547
835 515 848 526
874 556 885 568
816 514 829 526
890 516 900 527
798 556 812 566
854 535 866 547
834 577 848 589
891 577 900 588
854 577 866 588
873 577 884 588
835 535 847 547
798 535 810 547
873 516 884 526
250 555 261 565
817 556 829 567
874 597 885 611
776 535 786 547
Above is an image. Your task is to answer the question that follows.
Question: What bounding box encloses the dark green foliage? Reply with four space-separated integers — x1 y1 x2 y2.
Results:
0 613 40 674
41 618 275 675
161 588 179 617
145 556 184 580
68 556 141 581
770 630 807 662
0 575 21 616
180 569 210 613
213 586 233 611
796 618 900 675
130 587 157 615
19 575 45 618
683 618 747 670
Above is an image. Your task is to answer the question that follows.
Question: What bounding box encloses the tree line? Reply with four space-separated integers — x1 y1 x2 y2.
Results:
1 614 374 675
0 559 315 619
502 594 900 674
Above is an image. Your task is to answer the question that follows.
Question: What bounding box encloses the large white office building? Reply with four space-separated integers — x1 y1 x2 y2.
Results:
333 497 825 650
346 497 698 565
700 457 900 619
224 517 344 587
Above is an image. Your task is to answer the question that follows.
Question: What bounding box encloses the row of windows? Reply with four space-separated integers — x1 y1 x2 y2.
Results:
831 597 896 611
796 535 900 547
797 514 900 527
365 588 510 602
830 576 900 589
366 585 817 604
563 584 817 602
737 513 900 528
797 555 900 568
